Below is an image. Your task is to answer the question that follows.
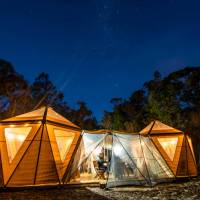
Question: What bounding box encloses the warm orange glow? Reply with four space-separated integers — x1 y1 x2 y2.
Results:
5 127 32 163
9 125 15 128
158 137 178 161
54 129 75 162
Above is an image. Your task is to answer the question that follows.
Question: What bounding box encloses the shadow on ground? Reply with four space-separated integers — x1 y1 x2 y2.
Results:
0 187 109 200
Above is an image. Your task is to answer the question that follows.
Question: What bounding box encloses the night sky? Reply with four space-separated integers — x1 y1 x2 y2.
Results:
0 0 200 120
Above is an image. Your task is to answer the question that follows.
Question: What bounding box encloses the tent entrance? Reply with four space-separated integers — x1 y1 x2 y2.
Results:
68 133 112 184
67 132 175 187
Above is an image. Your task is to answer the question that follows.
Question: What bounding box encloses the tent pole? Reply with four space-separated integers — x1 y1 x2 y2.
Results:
33 106 48 184
147 120 156 135
184 133 190 179
139 134 152 186
44 124 61 185
33 124 45 184
105 132 113 189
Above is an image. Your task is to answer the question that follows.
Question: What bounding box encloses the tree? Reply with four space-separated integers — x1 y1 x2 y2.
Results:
31 74 98 130
102 111 112 129
30 72 64 109
71 101 98 129
102 67 200 170
0 59 98 130
0 59 31 119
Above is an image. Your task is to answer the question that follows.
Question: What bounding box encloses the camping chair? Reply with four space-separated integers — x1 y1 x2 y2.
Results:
124 162 134 177
93 161 106 180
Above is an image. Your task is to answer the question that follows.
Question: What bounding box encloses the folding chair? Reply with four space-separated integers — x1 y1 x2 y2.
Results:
93 161 106 180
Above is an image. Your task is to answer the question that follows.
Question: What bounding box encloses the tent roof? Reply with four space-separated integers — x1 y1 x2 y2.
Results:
1 107 79 129
140 120 182 135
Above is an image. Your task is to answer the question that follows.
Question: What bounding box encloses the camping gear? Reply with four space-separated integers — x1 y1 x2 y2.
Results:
0 108 197 188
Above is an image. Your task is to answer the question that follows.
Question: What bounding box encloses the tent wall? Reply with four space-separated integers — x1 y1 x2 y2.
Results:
176 135 197 177
0 121 81 187
186 135 197 176
150 134 197 177
66 131 175 188
106 133 175 187
0 124 41 186
151 134 183 175
6 125 43 186
0 153 4 187
34 124 60 185
47 124 81 182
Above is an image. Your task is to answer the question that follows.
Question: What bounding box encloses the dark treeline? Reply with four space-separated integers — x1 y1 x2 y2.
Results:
1 59 200 169
102 67 200 169
0 59 98 130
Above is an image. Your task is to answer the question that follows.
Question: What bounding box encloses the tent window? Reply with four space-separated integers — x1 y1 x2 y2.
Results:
5 127 32 163
158 137 178 161
54 129 75 162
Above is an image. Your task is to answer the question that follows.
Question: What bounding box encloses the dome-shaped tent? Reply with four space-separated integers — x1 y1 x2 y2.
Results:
0 107 81 187
140 120 197 178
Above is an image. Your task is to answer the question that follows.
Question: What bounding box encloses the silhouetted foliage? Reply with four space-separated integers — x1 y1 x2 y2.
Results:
102 67 200 169
31 72 65 109
0 59 31 118
71 101 98 130
0 59 98 130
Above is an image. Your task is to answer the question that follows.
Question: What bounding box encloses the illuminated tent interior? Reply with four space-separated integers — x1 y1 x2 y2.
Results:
0 109 197 188
64 130 175 188
0 107 81 187
140 120 197 178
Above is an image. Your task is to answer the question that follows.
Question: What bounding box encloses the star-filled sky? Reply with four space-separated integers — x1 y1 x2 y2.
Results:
0 0 200 120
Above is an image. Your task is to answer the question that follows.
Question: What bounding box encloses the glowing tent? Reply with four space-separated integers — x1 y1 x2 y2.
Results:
0 110 197 188
0 107 81 187
140 120 197 178
64 130 175 188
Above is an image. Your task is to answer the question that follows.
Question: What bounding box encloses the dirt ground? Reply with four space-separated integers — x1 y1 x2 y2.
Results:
0 187 109 200
0 178 200 200
89 178 200 200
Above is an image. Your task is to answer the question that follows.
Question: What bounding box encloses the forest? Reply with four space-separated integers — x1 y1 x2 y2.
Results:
0 59 200 170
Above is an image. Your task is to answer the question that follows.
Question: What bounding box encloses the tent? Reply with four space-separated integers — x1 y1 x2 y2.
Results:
64 130 175 188
0 109 197 188
0 107 81 187
140 120 197 178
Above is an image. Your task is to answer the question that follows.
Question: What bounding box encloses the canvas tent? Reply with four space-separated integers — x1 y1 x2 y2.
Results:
64 130 175 188
0 107 81 187
140 120 197 178
0 108 197 188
